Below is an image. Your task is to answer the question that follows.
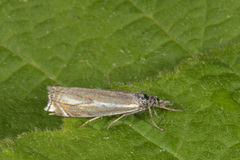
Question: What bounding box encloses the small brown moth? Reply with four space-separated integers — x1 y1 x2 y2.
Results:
45 86 181 131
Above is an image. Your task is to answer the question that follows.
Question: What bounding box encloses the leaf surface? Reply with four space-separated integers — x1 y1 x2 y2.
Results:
1 0 240 159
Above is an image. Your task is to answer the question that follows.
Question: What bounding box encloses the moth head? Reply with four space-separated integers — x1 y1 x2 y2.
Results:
156 99 173 108
156 99 181 112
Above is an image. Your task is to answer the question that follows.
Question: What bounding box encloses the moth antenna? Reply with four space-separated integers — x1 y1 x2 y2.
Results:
128 82 156 96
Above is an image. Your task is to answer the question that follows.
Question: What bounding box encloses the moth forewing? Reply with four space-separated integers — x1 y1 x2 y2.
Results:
45 86 147 117
45 86 180 131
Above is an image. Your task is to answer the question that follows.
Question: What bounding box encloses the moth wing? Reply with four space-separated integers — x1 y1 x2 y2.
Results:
45 86 145 117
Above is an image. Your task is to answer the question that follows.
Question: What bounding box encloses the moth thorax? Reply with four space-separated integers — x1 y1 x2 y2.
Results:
136 93 150 107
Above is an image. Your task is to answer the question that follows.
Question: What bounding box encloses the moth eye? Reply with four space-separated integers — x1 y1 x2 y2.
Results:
144 94 149 100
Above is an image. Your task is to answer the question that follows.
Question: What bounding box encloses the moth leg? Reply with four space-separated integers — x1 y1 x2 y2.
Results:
148 107 164 131
160 106 182 112
107 114 126 131
153 106 164 119
80 117 101 128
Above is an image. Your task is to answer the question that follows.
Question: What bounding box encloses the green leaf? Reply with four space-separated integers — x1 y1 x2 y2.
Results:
1 0 240 159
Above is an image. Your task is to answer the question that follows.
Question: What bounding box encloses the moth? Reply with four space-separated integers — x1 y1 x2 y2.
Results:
45 86 181 131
